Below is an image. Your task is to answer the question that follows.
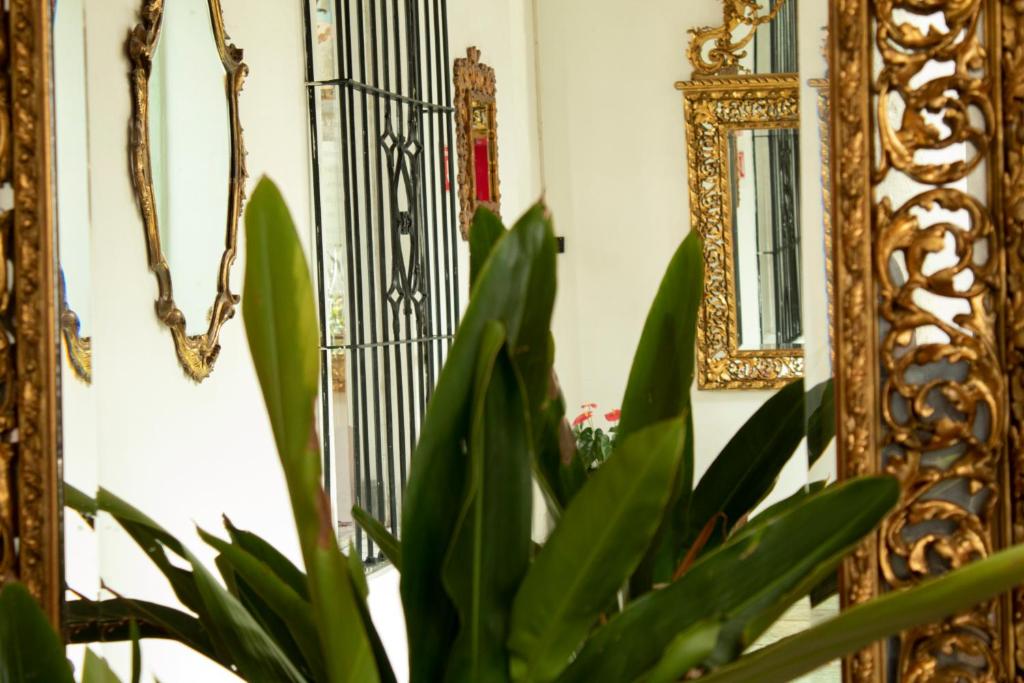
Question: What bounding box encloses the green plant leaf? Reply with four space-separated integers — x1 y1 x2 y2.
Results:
508 418 687 683
401 203 553 683
97 489 306 683
0 582 74 683
642 621 721 683
806 378 835 467
443 323 532 682
200 527 325 682
223 516 310 600
699 543 1024 682
82 650 122 683
130 620 142 683
469 207 506 288
347 543 369 600
729 480 828 543
352 506 401 571
617 232 703 442
65 481 97 526
65 598 219 665
557 476 898 683
244 177 379 683
683 377 807 553
617 233 702 596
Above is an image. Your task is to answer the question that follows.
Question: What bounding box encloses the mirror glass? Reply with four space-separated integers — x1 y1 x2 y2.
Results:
729 127 802 351
54 0 99 669
148 0 232 335
55 0 92 375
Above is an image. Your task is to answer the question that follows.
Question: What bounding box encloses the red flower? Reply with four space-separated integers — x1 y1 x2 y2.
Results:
605 409 621 422
573 411 593 427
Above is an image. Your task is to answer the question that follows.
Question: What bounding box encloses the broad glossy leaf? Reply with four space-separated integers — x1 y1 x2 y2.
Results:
401 204 553 683
684 377 807 552
643 621 720 683
97 489 305 683
730 480 828 543
444 323 532 682
0 582 74 683
244 178 379 683
806 379 835 467
508 418 687 683
200 528 325 682
352 506 401 571
223 516 310 600
349 580 399 683
130 620 142 683
557 476 898 683
347 543 369 600
65 598 218 665
699 543 1024 682
469 207 506 288
65 481 97 525
242 177 319 496
617 233 702 595
617 232 703 442
82 650 121 683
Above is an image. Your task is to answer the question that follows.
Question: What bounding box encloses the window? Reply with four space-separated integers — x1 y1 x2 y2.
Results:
303 0 461 562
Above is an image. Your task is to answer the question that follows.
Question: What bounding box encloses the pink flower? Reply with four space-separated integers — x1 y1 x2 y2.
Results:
605 409 621 422
573 411 593 427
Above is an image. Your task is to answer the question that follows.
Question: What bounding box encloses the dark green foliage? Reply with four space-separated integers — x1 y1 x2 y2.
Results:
36 184 1024 683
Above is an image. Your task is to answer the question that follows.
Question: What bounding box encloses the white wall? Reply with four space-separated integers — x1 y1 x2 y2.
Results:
447 0 545 300
534 0 787 482
78 0 312 679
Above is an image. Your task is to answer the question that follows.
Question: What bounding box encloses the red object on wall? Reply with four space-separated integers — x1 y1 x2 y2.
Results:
443 145 450 191
474 138 491 202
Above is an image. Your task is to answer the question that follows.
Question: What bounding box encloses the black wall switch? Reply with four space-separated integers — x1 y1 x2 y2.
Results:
556 236 565 254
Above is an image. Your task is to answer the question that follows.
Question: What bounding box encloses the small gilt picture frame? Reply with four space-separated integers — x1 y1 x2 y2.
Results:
454 47 500 240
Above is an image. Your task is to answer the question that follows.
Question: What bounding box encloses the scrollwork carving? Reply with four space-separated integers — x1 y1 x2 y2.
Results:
836 0 1015 679
677 74 804 390
688 0 787 78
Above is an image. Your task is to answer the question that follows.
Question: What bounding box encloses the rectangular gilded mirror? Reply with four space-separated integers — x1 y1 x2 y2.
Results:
678 74 804 389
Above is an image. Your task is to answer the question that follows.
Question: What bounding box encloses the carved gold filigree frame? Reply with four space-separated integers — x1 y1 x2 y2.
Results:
688 0 786 78
676 74 804 390
127 0 248 381
832 0 1022 680
454 46 499 240
0 0 63 626
809 75 834 370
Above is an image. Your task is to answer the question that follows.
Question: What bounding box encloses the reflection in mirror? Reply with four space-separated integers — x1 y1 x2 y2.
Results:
149 0 233 337
54 0 99 668
729 127 802 351
55 0 92 384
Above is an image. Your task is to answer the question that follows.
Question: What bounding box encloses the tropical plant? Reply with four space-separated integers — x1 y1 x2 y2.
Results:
0 581 140 683
43 178 1024 683
570 404 618 470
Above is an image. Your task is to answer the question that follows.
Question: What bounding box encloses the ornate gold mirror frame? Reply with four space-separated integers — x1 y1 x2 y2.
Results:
0 0 63 626
454 46 500 240
688 0 786 77
832 0 1024 680
676 74 804 390
60 274 92 384
127 0 248 382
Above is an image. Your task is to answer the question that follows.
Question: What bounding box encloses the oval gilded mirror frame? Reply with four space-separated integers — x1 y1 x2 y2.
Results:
127 0 248 382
